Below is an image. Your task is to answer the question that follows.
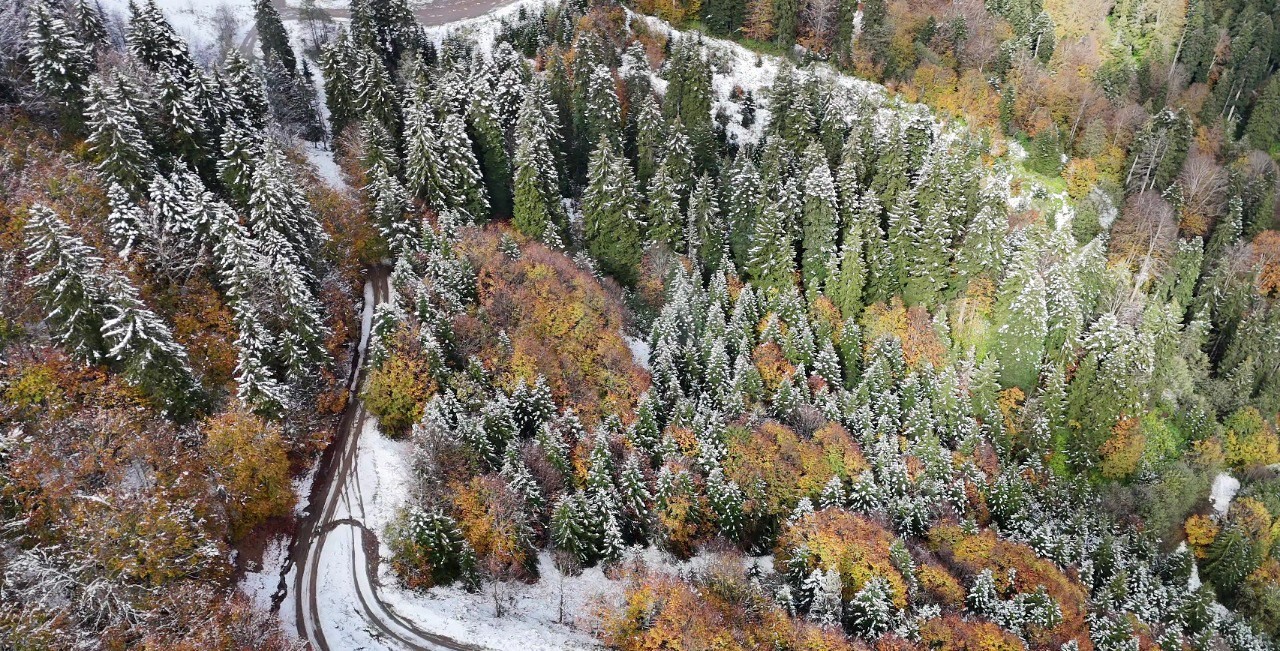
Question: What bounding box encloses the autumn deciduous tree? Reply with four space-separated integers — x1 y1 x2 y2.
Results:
1110 191 1178 297
1099 416 1146 479
202 410 293 540
363 331 436 438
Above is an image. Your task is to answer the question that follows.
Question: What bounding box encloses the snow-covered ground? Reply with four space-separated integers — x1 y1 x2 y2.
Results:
1209 472 1240 516
421 0 553 52
240 535 290 613
623 334 651 371
98 0 256 61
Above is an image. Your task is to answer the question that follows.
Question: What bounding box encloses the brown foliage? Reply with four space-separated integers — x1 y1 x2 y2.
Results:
451 474 538 582
724 420 866 531
202 410 295 541
1249 230 1280 297
775 509 910 609
918 613 1026 651
928 524 1089 647
597 561 857 651
455 229 648 427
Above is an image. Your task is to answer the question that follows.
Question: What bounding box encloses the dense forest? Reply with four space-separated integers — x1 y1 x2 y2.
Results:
1 0 1279 649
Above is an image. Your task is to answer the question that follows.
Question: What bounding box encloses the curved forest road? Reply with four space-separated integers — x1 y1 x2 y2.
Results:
272 267 480 651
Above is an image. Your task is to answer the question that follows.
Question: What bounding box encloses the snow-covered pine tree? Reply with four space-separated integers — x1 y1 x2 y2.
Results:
263 230 329 380
858 192 897 304
254 0 297 74
805 568 843 627
512 375 556 437
86 75 156 197
439 112 490 220
155 63 210 166
903 201 953 307
366 161 416 256
688 173 724 270
99 269 201 416
74 0 110 51
993 247 1049 390
127 0 195 74
827 219 866 318
747 194 797 291
320 27 358 141
724 155 762 267
582 136 643 285
800 144 840 301
24 204 109 362
232 302 290 417
25 1 92 115
629 95 664 190
217 122 262 208
221 49 271 131
551 493 593 566
511 76 564 242
354 47 399 133
705 466 744 540
106 183 146 258
248 141 327 267
846 575 895 640
645 163 683 251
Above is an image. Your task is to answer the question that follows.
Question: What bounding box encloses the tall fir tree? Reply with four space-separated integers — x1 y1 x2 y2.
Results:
512 79 566 243
86 75 156 197
254 0 297 73
747 196 797 291
127 0 195 74
582 136 644 285
222 49 271 130
320 28 358 141
25 1 92 117
688 173 725 270
99 270 201 417
646 163 683 251
800 145 840 300
24 204 109 363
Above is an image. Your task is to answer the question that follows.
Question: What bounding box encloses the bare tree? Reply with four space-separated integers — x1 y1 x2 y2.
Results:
1176 151 1227 235
800 0 839 52
1111 191 1177 301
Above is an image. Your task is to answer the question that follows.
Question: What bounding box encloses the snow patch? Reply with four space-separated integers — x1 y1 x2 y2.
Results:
239 536 291 614
98 0 256 61
351 279 375 392
1209 472 1239 516
291 458 320 517
303 146 349 193
373 547 763 650
623 334 650 371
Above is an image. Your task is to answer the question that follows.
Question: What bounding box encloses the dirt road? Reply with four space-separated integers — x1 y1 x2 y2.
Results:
274 268 480 651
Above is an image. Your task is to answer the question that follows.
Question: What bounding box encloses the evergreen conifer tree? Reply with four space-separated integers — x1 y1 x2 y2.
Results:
582 136 643 285
127 0 195 74
800 145 840 300
99 270 201 416
646 163 683 250
687 173 724 269
86 75 156 197
748 197 797 291
25 1 92 116
254 0 297 74
24 204 109 363
320 28 358 141
222 49 271 131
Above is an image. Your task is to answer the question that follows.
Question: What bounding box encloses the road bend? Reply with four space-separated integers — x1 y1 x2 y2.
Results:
272 267 481 651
